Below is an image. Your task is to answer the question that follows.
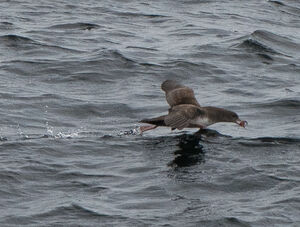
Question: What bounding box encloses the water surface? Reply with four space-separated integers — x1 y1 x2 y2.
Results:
0 0 300 226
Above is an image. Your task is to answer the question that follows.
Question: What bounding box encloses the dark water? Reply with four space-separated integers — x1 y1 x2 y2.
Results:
1 0 300 226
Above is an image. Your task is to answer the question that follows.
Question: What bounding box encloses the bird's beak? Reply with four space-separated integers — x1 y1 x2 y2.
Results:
236 119 248 128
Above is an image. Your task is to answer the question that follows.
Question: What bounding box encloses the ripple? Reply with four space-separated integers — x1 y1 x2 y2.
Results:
0 22 15 30
49 22 101 30
269 0 300 17
55 171 125 181
111 10 168 19
236 30 300 57
0 34 36 45
1 0 300 226
0 35 82 55
3 203 123 225
253 98 300 109
197 217 251 227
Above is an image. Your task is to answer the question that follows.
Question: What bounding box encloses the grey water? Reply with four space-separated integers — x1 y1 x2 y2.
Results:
0 0 300 226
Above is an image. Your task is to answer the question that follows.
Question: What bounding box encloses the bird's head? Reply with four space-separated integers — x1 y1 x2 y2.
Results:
223 110 248 128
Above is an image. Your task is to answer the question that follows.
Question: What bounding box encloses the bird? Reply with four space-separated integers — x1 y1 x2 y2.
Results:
139 80 247 133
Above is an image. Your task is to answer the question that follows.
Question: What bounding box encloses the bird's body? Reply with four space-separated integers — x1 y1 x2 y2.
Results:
139 80 247 133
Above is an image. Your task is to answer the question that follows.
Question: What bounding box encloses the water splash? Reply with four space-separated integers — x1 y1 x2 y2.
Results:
44 122 81 139
0 127 8 141
117 125 142 136
17 124 29 139
45 121 54 137
54 131 79 139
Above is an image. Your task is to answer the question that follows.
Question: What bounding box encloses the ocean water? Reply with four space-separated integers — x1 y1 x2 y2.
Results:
0 0 300 226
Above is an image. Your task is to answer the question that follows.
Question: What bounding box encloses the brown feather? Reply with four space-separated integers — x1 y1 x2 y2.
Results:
161 80 200 107
140 115 167 126
164 104 204 130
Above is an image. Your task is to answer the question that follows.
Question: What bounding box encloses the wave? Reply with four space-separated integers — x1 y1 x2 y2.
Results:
249 136 300 144
0 92 63 101
237 136 300 147
196 217 251 227
111 11 167 19
2 203 120 225
240 38 278 54
126 46 158 51
252 98 300 109
2 48 138 83
50 102 136 119
49 22 100 30
0 34 36 45
162 59 200 67
0 170 22 184
55 171 124 181
236 30 300 57
269 1 300 17
0 21 15 30
41 203 107 218
38 49 140 82
0 34 82 54
92 49 137 64
269 1 285 6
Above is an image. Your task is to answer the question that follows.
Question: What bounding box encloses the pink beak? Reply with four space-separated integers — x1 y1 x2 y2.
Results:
236 119 248 128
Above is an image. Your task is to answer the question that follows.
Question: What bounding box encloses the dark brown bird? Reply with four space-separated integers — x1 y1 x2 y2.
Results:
139 80 247 133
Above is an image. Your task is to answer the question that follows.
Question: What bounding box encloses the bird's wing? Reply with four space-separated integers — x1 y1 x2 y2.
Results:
164 105 204 130
161 80 200 107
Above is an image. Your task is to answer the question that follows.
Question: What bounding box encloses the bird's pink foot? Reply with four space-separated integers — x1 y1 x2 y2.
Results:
139 125 158 134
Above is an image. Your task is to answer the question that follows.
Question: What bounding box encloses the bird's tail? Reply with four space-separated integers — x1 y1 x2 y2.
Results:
139 115 167 126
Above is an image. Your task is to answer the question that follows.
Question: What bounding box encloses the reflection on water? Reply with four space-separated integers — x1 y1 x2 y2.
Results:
169 133 204 167
169 129 230 167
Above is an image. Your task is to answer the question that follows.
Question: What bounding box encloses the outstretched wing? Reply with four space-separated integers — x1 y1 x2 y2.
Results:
164 105 204 130
161 80 200 107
